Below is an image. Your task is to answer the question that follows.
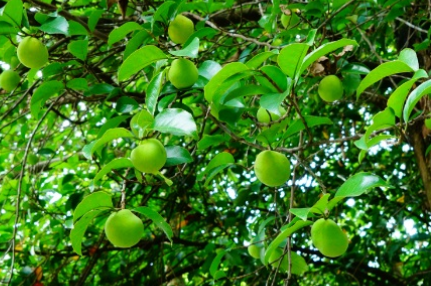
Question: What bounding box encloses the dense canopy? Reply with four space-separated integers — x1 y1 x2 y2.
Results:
1 0 431 285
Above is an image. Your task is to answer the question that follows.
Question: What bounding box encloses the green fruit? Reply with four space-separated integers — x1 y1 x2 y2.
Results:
0 70 20 92
168 59 199 89
104 209 144 248
10 56 19 69
257 106 286 123
281 12 300 29
425 117 431 129
254 150 291 187
311 218 349 258
168 15 194 44
247 244 261 259
17 37 49 69
130 138 167 174
317 75 344 102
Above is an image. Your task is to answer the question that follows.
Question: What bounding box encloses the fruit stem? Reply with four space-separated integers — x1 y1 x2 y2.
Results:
156 171 173 186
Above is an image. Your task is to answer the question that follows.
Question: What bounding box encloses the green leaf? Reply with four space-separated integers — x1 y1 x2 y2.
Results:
3 0 22 27
73 191 113 222
398 48 419 71
97 115 130 138
277 43 309 79
260 65 290 92
30 81 64 119
68 20 88 36
199 60 222 80
199 152 235 185
71 209 105 255
67 78 88 91
335 172 391 198
197 134 229 150
290 194 331 220
0 21 19 34
290 252 309 275
153 108 197 138
146 71 164 115
223 85 273 103
364 107 395 141
260 91 289 115
118 45 168 81
133 206 173 244
39 16 69 35
264 220 313 264
403 79 431 122
90 128 135 155
153 1 176 23
246 51 278 69
124 30 150 59
93 158 134 183
204 62 249 102
108 22 143 46
210 250 227 278
130 110 154 138
165 146 193 167
68 39 88 61
289 208 312 221
356 61 415 98
387 69 428 118
169 37 199 58
299 39 358 80
284 116 333 138
88 10 103 32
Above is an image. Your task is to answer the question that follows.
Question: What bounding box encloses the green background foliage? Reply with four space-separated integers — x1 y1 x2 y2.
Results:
1 0 431 285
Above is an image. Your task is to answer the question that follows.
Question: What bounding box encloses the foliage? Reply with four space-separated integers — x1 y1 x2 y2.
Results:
1 0 431 285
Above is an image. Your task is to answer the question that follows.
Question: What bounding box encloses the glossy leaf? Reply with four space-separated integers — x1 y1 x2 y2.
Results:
30 81 64 119
93 158 134 183
73 191 113 222
118 46 168 81
133 206 173 244
165 146 193 167
90 128 135 155
153 108 197 138
108 22 143 45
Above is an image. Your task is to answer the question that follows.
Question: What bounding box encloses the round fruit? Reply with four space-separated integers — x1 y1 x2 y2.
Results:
17 37 49 69
317 75 344 102
10 56 19 69
425 117 431 129
247 244 261 259
254 150 291 187
281 12 300 29
104 209 144 248
0 70 20 92
311 218 348 258
257 106 286 123
269 248 288 272
168 59 199 89
168 15 194 44
130 138 167 174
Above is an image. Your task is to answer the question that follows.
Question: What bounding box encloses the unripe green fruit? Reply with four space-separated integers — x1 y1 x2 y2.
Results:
130 138 167 174
17 37 49 69
254 150 291 187
168 59 199 89
311 218 348 258
104 209 144 248
0 70 20 92
317 75 344 102
281 12 300 29
168 15 194 44
425 117 431 129
257 106 286 123
247 244 261 259
10 56 19 69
